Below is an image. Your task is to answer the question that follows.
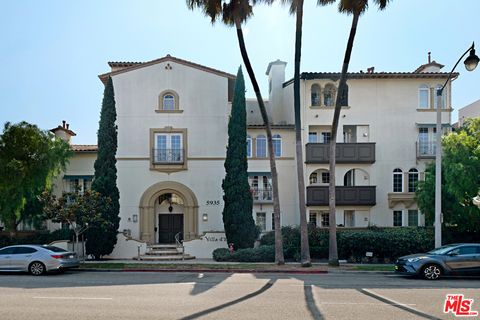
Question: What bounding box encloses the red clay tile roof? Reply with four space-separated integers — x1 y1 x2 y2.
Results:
50 126 76 136
283 71 459 87
414 61 445 73
99 54 236 84
72 145 98 152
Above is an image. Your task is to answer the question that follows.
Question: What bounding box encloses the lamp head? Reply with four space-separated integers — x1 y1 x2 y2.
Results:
464 43 479 71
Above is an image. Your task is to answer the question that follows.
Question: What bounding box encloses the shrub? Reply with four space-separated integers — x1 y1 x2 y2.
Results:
259 226 436 262
212 248 230 262
212 245 275 262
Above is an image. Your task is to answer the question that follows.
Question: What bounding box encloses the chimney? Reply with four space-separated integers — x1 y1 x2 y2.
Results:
50 121 76 143
428 52 431 63
367 67 375 74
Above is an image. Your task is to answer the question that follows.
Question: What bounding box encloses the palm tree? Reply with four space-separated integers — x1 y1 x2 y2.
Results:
187 0 285 264
326 0 390 266
278 0 334 267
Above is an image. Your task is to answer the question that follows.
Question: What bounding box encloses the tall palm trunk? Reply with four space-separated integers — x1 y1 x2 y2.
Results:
293 0 310 267
328 11 360 267
235 19 284 265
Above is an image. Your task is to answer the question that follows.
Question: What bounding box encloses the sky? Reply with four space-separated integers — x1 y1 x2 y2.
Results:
1 0 479 144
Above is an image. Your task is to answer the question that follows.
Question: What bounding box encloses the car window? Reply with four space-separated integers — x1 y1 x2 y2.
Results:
12 247 38 254
0 247 16 255
428 244 458 255
449 246 477 255
42 246 67 253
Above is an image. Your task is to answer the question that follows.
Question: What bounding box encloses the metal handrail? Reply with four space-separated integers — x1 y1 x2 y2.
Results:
152 148 184 164
174 231 184 261
250 187 273 201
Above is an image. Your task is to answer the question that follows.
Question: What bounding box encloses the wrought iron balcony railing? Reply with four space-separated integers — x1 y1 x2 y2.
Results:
416 141 436 159
152 148 184 164
250 188 273 202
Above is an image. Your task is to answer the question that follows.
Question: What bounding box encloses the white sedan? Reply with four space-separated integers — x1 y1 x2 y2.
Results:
0 245 79 275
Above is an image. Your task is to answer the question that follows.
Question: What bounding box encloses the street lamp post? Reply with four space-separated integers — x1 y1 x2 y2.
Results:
435 42 479 248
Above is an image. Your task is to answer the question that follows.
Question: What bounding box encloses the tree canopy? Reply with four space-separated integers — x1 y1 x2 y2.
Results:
416 118 480 232
0 121 72 231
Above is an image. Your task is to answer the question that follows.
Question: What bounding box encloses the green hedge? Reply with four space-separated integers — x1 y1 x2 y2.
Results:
212 245 275 262
0 229 75 248
260 226 439 262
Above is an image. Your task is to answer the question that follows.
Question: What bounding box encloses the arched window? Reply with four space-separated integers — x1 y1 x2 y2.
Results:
344 169 356 186
246 135 252 158
310 169 329 185
163 94 175 110
273 134 282 157
324 84 336 107
158 90 180 112
256 135 267 158
393 168 403 192
408 168 419 192
311 84 321 106
433 84 446 109
309 172 318 184
418 84 429 109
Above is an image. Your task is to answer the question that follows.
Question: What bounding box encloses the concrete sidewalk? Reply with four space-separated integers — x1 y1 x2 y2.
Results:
78 259 394 274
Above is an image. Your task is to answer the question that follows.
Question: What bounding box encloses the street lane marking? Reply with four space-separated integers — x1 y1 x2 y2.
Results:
359 289 440 320
318 302 417 306
33 297 113 300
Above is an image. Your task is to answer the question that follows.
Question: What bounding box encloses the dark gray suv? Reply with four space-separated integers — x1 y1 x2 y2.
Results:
395 243 480 280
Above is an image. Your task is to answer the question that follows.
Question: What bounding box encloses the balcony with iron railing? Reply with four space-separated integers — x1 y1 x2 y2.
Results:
250 187 273 203
416 141 436 159
152 148 184 164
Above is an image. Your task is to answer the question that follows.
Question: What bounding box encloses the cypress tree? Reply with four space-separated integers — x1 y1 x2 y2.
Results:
87 76 120 259
222 67 257 249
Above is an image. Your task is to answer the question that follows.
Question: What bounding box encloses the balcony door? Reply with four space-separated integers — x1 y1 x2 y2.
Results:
155 133 183 163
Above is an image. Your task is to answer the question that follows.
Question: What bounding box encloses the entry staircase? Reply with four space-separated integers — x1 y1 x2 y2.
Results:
135 232 195 261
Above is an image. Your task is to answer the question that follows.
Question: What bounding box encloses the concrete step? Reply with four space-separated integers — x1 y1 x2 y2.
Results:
135 254 196 261
146 250 181 256
148 244 178 250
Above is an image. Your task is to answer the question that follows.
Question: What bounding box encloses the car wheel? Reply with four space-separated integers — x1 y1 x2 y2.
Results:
29 262 46 276
422 264 442 280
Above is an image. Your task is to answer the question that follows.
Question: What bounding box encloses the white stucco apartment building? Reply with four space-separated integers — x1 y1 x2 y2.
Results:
52 55 456 258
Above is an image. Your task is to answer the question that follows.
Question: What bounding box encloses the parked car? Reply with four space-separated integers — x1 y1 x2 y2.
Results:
0 245 79 275
395 243 480 280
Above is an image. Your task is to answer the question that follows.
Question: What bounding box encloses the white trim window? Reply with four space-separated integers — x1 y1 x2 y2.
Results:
408 168 419 192
393 168 403 192
308 132 317 143
256 135 267 158
246 135 252 158
256 212 266 232
154 133 183 163
433 84 447 109
393 210 403 227
273 134 282 158
408 210 419 226
309 211 317 227
311 84 321 106
321 212 329 227
162 94 175 111
418 84 429 109
323 84 336 107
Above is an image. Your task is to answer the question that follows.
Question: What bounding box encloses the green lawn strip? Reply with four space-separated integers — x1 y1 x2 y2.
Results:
353 265 394 272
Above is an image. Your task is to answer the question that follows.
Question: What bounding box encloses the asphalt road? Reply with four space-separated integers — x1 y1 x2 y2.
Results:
0 271 479 320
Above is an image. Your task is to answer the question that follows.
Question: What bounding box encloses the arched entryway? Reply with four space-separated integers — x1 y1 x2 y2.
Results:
139 181 198 244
